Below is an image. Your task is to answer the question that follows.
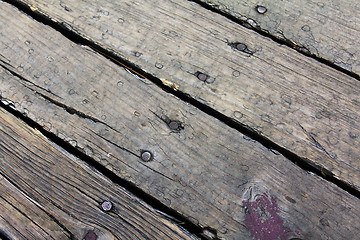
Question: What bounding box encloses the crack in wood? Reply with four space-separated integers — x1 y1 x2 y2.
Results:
297 123 332 158
0 102 206 238
187 0 360 80
2 0 360 201
33 91 124 136
0 60 62 99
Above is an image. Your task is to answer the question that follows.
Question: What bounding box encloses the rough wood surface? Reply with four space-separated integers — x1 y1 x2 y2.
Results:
199 0 360 75
9 0 360 190
0 107 198 240
1 2 360 239
0 174 71 239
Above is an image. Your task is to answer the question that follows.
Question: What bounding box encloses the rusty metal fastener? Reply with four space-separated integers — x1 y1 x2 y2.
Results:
141 151 153 162
84 230 97 240
236 43 247 51
197 72 208 81
169 121 179 130
101 201 113 212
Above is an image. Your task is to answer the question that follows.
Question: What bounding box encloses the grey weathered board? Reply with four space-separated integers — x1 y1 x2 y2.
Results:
9 0 360 190
1 2 360 239
199 0 360 75
0 107 198 240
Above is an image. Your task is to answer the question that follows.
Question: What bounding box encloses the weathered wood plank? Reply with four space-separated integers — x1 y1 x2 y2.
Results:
7 0 360 189
0 107 198 240
0 175 71 239
1 2 360 239
198 0 360 75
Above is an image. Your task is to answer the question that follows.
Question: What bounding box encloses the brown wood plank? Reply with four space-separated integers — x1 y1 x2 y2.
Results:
0 175 71 239
0 108 198 240
6 0 360 190
198 0 360 75
1 2 360 239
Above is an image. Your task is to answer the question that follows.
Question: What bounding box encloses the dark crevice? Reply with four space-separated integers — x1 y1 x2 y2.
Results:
0 230 12 240
2 0 359 234
0 101 205 239
188 0 359 80
0 60 62 99
0 62 123 135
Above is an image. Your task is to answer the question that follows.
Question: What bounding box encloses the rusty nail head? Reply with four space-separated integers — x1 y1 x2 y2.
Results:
169 121 179 130
236 43 247 51
101 201 113 212
197 73 208 81
256 5 267 14
84 230 97 240
141 151 152 162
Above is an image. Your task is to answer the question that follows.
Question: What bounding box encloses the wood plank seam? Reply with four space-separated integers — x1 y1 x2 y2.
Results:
2 0 360 199
1 1 359 238
0 106 202 239
0 102 207 239
3 1 360 198
187 0 360 80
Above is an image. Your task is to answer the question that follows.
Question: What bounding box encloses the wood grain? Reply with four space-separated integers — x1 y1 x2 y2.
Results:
1 2 360 239
0 175 71 239
8 0 360 190
199 0 360 75
0 108 198 240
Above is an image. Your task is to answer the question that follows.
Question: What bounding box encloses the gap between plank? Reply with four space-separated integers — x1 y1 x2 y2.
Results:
0 230 11 240
4 0 360 202
0 101 210 240
188 0 360 81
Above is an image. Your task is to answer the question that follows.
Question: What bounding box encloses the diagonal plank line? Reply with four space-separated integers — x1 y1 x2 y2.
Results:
0 101 206 239
3 0 360 201
187 0 360 80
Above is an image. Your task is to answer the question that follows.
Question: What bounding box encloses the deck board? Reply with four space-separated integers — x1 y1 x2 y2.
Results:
0 175 71 239
4 0 360 190
0 2 360 239
197 0 360 75
0 107 198 240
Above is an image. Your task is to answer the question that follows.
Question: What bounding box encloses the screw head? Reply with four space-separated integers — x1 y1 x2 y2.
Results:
255 5 267 14
84 230 97 240
141 151 153 162
101 201 113 212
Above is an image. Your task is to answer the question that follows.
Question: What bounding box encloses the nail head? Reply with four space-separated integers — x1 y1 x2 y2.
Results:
101 201 113 212
169 121 179 130
141 151 153 162
197 73 208 81
256 5 267 14
236 43 247 51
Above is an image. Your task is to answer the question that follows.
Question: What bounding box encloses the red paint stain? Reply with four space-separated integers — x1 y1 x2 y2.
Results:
243 194 291 240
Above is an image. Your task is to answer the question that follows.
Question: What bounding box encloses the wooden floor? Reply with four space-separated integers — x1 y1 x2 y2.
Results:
0 0 359 239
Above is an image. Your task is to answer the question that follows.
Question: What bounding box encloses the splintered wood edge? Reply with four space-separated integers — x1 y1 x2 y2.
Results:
8 0 360 189
0 108 197 240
